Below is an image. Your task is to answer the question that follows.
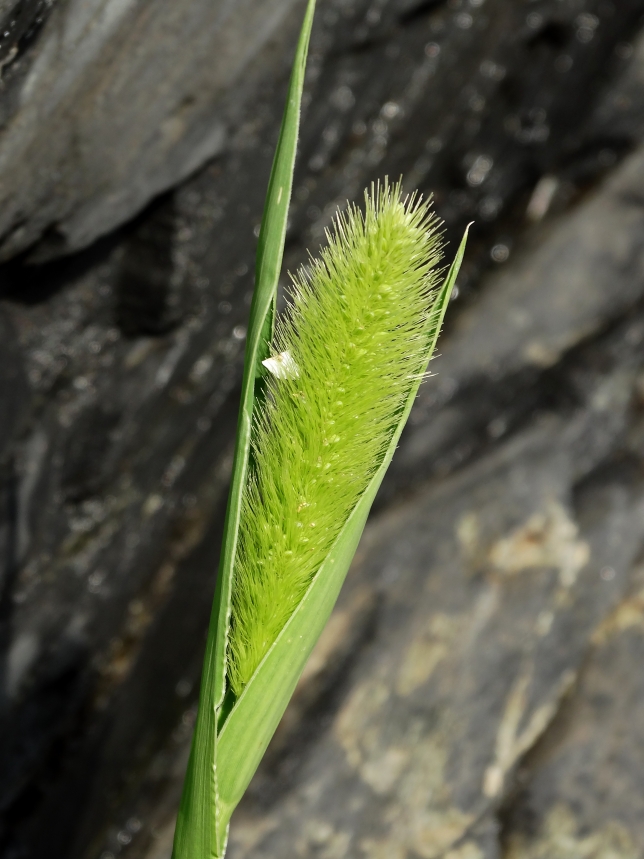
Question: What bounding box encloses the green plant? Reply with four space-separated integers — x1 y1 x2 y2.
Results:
172 2 468 857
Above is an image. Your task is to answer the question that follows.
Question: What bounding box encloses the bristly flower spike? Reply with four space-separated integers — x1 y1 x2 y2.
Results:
227 179 446 696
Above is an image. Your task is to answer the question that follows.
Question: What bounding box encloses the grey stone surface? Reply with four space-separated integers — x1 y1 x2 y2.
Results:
502 565 644 858
0 0 301 260
1 1 644 858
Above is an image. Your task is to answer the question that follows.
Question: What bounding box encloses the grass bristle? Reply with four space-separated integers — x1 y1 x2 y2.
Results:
227 180 445 697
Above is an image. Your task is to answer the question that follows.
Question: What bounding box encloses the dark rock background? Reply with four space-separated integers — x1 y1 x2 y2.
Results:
0 0 643 857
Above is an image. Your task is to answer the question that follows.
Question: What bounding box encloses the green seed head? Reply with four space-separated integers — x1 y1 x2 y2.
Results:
227 180 445 697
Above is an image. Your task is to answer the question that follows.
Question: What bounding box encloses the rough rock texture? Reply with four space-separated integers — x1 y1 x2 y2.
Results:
0 0 302 260
1 1 644 858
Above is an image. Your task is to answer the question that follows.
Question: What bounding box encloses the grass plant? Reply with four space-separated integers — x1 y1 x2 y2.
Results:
172 2 469 856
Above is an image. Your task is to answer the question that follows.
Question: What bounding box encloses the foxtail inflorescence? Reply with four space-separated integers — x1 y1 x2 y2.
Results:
227 181 445 697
